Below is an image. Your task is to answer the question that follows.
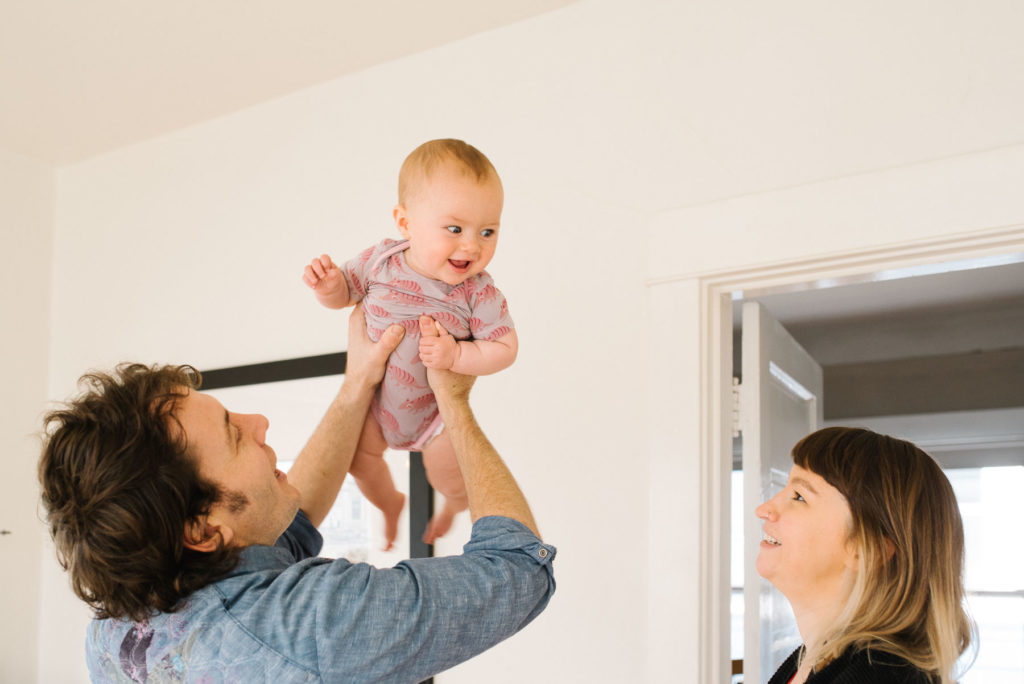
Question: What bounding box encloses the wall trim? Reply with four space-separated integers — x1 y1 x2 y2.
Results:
653 222 1024 288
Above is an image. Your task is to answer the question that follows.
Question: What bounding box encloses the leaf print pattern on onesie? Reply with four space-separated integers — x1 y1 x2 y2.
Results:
431 310 463 335
339 239 514 449
400 393 436 413
476 283 499 304
343 244 375 298
364 302 391 320
399 318 420 336
473 323 512 341
388 364 424 389
391 279 423 293
378 408 402 436
385 289 430 307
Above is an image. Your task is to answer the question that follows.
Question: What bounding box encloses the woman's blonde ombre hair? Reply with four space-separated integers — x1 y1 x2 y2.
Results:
792 427 973 683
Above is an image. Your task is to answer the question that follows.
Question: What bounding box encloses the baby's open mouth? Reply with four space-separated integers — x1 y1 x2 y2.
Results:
449 259 470 269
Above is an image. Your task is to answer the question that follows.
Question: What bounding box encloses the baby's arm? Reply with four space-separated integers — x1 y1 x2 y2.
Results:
419 317 518 376
302 254 351 309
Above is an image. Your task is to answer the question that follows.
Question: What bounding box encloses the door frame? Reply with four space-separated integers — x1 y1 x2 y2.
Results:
689 223 1024 682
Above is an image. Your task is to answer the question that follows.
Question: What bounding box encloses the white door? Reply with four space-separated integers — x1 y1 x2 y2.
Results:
741 301 824 684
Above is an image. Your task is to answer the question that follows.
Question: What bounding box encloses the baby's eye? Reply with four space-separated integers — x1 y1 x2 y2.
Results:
481 228 495 238
445 225 462 234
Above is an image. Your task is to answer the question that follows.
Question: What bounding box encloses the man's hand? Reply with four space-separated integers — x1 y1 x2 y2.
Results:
346 304 404 388
419 314 538 537
288 304 403 528
418 315 460 370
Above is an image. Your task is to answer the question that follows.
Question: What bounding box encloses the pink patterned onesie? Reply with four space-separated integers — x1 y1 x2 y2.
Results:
341 238 514 449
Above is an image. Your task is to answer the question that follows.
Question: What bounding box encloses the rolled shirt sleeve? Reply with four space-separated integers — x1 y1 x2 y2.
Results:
238 515 556 683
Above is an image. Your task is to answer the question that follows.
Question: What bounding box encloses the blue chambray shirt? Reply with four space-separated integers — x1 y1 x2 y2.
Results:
86 511 556 683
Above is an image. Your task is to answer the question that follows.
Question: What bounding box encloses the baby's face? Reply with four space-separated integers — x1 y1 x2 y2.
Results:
394 159 503 286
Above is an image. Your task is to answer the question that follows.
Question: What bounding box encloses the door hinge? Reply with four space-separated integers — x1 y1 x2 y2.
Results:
731 377 742 438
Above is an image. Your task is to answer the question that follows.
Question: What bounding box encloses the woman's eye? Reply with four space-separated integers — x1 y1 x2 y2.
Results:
792 491 805 502
446 225 462 234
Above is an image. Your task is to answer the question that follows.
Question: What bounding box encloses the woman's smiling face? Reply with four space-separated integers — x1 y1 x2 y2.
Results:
755 465 859 606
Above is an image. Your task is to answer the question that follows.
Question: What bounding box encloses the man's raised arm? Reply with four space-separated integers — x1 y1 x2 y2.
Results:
288 305 404 527
423 316 539 538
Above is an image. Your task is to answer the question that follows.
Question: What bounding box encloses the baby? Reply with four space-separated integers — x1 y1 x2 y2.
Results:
302 139 517 549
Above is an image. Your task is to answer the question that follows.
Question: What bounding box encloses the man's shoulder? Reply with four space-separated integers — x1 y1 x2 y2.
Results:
86 589 226 680
86 565 332 681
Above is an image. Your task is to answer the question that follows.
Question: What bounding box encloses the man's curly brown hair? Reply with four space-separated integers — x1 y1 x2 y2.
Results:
38 363 242 622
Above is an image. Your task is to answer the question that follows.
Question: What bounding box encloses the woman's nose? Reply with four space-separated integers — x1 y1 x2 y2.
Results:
755 499 775 521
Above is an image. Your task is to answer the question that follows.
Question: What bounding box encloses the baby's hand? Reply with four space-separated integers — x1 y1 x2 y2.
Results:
418 315 459 370
302 254 350 308
303 254 343 292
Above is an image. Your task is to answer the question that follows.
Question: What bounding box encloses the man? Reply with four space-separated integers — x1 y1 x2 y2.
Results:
39 306 555 683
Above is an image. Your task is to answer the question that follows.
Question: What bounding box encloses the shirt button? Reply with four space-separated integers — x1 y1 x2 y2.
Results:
538 548 548 558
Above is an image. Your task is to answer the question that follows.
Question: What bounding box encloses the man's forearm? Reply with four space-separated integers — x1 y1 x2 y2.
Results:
287 376 375 527
287 308 404 528
435 393 539 538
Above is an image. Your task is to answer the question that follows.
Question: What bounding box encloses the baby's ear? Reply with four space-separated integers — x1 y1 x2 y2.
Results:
393 204 411 238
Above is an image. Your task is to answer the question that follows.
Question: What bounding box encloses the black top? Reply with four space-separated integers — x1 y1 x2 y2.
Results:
767 646 937 684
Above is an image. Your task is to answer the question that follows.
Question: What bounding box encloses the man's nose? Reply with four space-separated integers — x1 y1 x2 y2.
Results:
243 413 269 444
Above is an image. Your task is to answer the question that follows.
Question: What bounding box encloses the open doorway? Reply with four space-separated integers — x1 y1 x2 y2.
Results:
729 256 1024 682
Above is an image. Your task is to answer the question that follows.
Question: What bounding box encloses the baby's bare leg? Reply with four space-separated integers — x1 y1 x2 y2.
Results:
421 430 469 544
349 414 406 551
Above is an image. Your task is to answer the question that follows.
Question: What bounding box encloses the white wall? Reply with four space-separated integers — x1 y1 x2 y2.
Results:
36 0 1024 681
0 148 52 683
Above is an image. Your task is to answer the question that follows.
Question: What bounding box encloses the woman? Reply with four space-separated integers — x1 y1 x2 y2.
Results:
756 427 973 684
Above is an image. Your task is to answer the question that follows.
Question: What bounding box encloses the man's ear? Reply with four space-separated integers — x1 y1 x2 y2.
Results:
183 516 233 552
394 204 411 239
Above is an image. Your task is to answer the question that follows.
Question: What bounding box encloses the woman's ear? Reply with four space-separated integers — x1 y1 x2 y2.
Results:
183 517 233 552
843 533 861 570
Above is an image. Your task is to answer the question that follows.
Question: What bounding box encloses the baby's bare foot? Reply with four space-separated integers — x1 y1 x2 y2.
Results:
422 507 455 546
382 492 406 551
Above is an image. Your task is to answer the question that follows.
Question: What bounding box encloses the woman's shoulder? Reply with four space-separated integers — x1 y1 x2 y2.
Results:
816 646 937 684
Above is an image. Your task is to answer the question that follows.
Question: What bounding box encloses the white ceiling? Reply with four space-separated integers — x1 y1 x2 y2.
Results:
0 0 576 165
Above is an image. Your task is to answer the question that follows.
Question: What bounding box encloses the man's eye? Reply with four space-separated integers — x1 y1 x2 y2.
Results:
446 225 462 234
